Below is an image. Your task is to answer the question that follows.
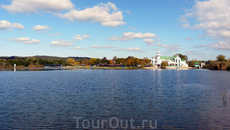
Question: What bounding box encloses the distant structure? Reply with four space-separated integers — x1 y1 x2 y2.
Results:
194 62 199 67
151 50 188 67
201 63 205 68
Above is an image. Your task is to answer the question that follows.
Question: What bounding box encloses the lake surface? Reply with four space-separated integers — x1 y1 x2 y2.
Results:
0 69 230 129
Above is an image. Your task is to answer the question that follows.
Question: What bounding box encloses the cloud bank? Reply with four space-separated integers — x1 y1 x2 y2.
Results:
180 0 230 50
56 2 125 27
1 0 74 13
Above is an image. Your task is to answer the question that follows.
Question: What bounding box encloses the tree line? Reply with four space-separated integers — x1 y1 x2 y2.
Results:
0 57 67 68
0 56 152 68
187 55 230 71
67 56 152 67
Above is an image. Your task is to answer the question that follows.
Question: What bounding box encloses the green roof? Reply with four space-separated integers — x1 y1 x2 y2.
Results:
160 56 176 60
181 60 186 61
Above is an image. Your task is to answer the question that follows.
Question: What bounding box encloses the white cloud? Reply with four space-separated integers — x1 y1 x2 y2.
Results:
0 20 12 31
74 35 83 40
56 2 125 27
12 23 24 30
90 45 118 49
1 0 74 14
108 32 158 41
33 25 50 31
74 34 90 40
195 41 230 50
147 43 182 51
114 47 143 52
74 46 88 50
185 51 205 57
186 37 192 40
180 0 230 50
100 21 125 27
50 40 74 47
144 38 155 43
82 34 90 38
10 37 40 44
48 33 61 36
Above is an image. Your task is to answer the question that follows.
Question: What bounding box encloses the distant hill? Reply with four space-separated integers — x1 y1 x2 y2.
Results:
0 55 91 60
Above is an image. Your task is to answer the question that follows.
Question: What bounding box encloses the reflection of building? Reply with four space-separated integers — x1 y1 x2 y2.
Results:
151 50 188 67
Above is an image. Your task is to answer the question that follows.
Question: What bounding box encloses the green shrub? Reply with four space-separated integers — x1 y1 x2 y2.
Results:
227 65 230 71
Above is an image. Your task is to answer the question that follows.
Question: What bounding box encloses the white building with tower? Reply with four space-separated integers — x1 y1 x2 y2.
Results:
151 50 188 67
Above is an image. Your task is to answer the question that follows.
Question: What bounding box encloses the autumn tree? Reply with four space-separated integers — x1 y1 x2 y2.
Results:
161 61 168 67
109 60 114 64
82 59 90 65
74 62 80 66
143 57 150 64
89 58 98 66
133 58 140 66
67 58 75 66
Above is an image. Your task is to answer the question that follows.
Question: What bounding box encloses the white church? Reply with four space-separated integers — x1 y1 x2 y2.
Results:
151 50 188 67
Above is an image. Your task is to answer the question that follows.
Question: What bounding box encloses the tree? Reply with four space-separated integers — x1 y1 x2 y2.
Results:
95 59 101 65
161 61 168 67
187 60 200 67
57 58 65 65
176 54 188 61
140 61 146 67
115 58 123 64
112 56 117 62
109 60 114 64
101 57 110 64
89 58 98 66
126 59 133 66
143 57 150 64
82 59 90 65
133 58 140 66
67 58 75 66
74 62 80 66
217 55 227 62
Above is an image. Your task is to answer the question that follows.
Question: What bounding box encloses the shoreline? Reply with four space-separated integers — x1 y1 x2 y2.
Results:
1 66 194 70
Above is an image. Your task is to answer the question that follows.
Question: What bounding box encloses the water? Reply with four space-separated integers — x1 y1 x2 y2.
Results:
0 69 230 129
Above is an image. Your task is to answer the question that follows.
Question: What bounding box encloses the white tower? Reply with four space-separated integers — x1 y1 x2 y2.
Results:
156 50 161 65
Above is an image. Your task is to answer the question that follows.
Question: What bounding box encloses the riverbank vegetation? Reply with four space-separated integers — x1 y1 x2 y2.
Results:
187 55 230 71
0 56 152 68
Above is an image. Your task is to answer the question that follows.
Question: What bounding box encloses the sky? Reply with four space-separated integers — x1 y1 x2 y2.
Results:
0 0 230 60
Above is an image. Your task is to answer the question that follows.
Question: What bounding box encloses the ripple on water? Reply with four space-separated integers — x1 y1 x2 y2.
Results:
0 69 230 129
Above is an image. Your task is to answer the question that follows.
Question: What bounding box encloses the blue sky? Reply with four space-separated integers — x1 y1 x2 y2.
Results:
0 0 229 60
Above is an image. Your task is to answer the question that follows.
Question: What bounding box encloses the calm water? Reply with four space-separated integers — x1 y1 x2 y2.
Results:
0 69 230 129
